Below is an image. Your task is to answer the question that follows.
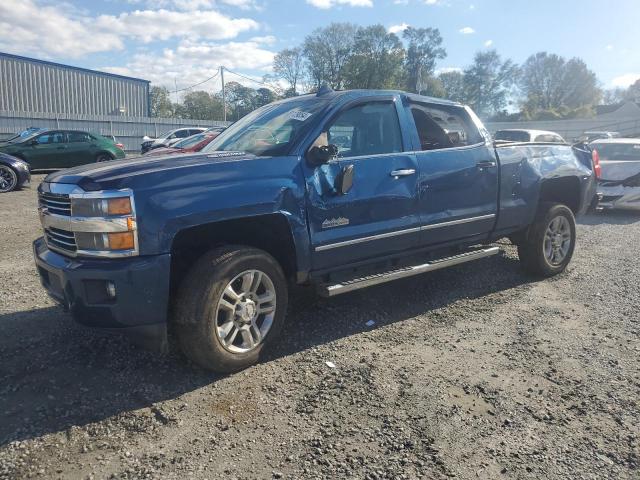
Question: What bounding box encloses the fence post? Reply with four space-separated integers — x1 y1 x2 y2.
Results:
154 122 158 137
55 116 59 128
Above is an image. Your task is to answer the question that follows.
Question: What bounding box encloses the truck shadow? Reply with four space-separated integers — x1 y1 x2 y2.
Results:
578 211 640 226
0 249 531 446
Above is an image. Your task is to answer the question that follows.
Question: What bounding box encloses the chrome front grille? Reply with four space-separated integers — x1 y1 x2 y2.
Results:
38 192 71 216
45 226 77 253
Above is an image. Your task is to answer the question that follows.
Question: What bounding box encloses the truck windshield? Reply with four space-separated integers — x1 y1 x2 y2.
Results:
203 99 327 157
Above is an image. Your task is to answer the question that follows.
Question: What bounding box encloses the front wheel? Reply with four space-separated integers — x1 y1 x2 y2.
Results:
0 165 18 193
96 153 113 163
173 246 288 372
518 203 576 277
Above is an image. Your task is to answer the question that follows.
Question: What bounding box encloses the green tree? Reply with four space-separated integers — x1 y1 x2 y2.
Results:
181 91 224 120
463 50 517 117
255 87 277 107
223 82 259 120
520 52 601 115
402 27 446 93
273 47 304 94
149 85 174 117
342 25 405 89
437 70 467 102
303 23 358 90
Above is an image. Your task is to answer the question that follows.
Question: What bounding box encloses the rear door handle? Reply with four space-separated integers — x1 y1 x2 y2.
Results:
476 161 496 169
390 169 416 177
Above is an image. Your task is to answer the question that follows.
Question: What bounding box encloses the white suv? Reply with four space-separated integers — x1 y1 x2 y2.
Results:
141 128 207 153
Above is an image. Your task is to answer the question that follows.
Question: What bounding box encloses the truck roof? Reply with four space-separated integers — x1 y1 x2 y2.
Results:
276 89 463 108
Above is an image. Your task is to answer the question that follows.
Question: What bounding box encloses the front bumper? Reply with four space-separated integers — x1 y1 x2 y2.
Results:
597 185 640 211
33 237 171 349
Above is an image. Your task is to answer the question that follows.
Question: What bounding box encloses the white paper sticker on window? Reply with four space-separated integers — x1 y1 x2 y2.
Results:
289 110 313 122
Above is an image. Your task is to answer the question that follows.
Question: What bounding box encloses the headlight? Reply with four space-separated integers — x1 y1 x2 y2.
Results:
69 191 138 257
40 188 139 258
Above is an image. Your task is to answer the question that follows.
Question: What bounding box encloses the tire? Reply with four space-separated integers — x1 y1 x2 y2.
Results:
518 203 576 277
96 153 113 163
0 165 18 193
173 246 288 373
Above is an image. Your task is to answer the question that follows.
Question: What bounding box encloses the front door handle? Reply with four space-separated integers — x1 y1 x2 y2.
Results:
390 169 416 177
476 160 496 169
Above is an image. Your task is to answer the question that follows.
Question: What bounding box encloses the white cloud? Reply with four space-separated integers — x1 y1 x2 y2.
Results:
306 0 373 9
129 0 259 9
388 23 410 34
102 38 275 90
0 0 260 58
606 44 614 51
612 73 640 88
394 0 409 4
96 9 258 43
484 39 493 47
0 0 123 58
425 0 439 4
435 67 462 75
459 26 475 34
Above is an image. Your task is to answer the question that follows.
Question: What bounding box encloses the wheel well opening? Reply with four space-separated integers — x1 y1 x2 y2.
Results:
538 177 581 214
169 214 298 294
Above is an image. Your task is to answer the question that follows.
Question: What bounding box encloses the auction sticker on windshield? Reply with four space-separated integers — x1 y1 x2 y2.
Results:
289 110 313 121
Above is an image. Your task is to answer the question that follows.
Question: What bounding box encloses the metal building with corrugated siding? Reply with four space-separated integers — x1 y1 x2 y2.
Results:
0 52 150 117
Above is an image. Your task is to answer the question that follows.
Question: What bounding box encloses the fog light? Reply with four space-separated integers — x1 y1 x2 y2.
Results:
106 281 116 299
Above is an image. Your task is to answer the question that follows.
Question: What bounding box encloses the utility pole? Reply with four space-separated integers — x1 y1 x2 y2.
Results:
220 66 226 122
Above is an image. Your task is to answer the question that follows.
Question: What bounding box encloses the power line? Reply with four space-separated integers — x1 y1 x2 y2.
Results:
223 68 268 86
174 69 221 93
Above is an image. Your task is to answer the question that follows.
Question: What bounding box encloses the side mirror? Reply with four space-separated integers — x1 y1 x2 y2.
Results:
28 139 38 146
308 144 338 166
335 164 354 195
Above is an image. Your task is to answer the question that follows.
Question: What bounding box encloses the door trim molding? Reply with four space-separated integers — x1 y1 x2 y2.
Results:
420 213 496 231
315 226 421 252
314 213 496 252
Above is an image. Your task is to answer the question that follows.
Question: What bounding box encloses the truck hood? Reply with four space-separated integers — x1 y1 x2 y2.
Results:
44 151 255 190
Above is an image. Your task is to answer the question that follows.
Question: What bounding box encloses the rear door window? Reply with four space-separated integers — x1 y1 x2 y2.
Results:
410 103 484 150
67 132 91 143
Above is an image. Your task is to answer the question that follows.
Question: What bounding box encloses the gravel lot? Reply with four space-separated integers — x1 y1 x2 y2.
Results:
0 175 638 480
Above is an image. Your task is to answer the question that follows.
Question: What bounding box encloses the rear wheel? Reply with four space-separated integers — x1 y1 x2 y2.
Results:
173 246 288 372
96 153 113 163
518 203 576 277
0 165 18 193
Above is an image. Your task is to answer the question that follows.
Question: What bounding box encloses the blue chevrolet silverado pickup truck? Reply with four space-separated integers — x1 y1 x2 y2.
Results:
33 89 596 372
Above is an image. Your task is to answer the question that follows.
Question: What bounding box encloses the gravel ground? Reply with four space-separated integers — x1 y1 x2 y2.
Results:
0 175 638 480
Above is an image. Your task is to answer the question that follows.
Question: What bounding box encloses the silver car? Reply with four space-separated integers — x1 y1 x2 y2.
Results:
593 139 640 211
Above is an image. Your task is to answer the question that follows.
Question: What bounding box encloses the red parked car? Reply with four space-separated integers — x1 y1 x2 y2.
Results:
143 130 222 157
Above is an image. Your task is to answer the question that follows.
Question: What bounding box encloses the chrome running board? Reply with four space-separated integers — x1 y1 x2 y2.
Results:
319 246 501 297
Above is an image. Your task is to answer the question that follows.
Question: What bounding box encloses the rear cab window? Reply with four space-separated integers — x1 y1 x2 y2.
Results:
494 130 531 142
408 101 484 151
595 143 640 161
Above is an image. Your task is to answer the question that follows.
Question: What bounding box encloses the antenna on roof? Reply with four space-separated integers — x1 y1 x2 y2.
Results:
316 83 333 97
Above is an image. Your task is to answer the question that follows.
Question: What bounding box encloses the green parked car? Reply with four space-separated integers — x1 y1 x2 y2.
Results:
0 129 125 170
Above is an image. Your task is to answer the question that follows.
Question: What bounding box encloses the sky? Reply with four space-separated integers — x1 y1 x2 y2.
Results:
0 0 639 99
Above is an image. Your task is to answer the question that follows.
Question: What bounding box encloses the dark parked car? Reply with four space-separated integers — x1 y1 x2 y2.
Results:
0 129 125 169
0 152 31 193
34 89 595 372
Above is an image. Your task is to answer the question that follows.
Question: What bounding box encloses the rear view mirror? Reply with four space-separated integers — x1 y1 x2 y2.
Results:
308 144 338 166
